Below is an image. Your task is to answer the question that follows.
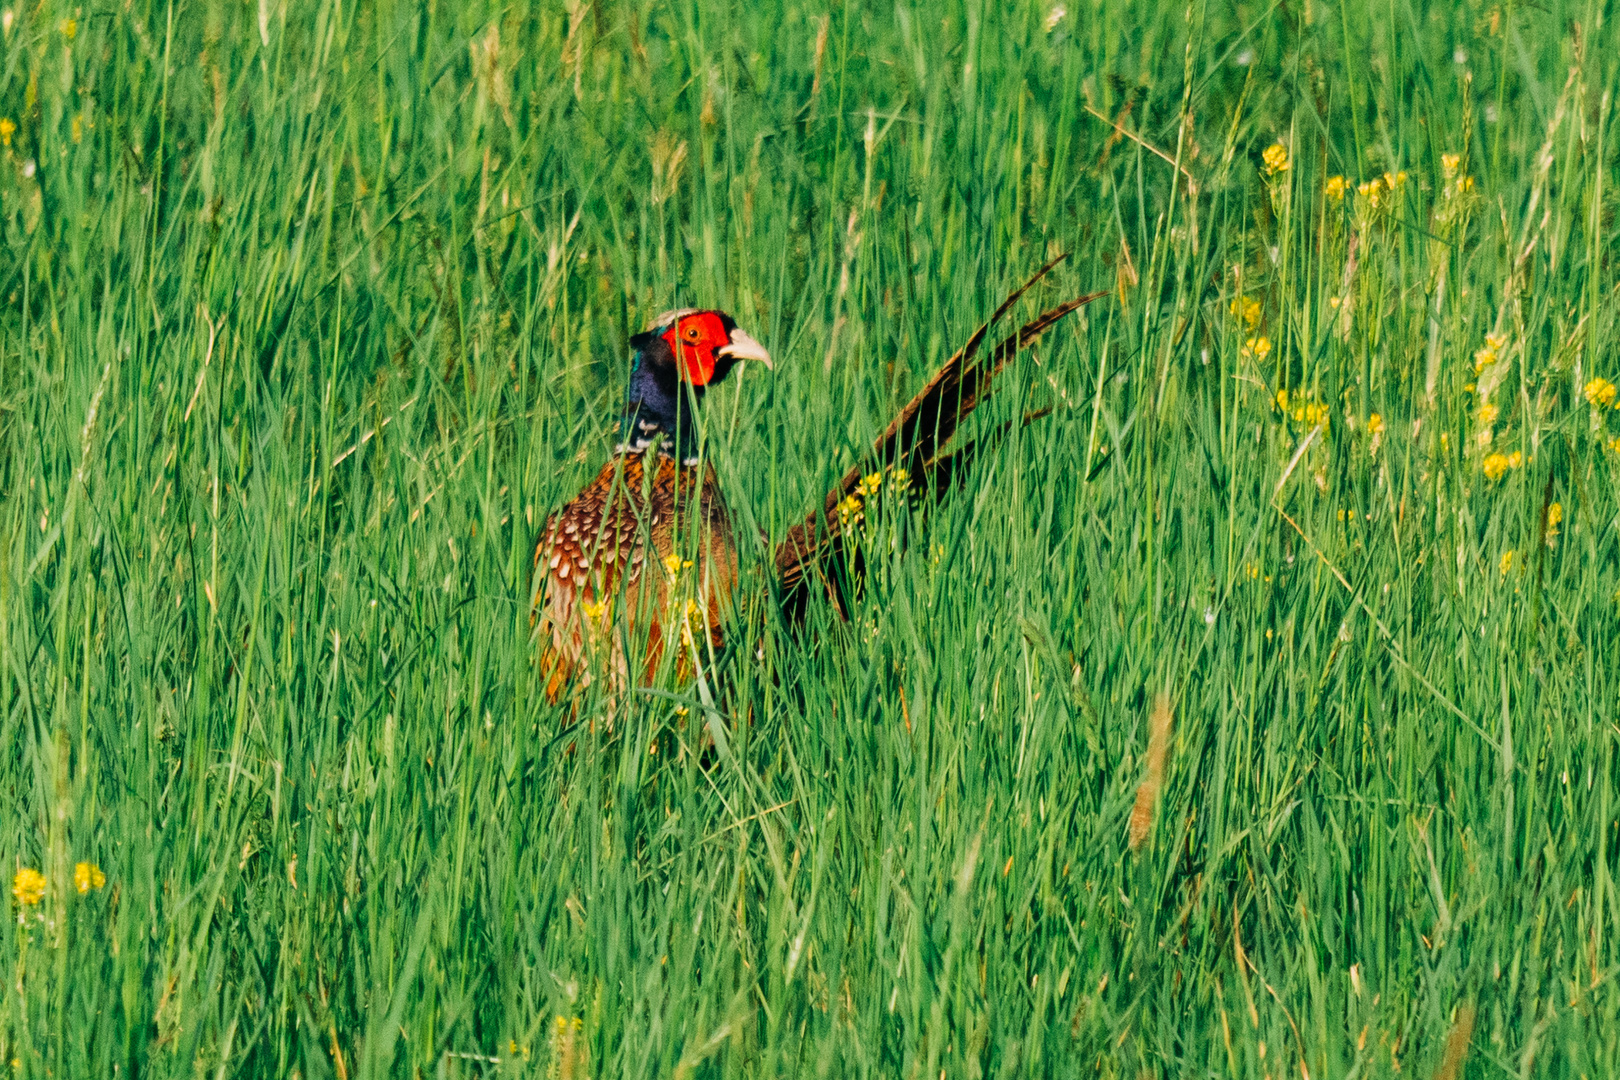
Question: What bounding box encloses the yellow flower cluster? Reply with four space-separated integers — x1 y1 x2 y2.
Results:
73 862 105 894
1230 296 1262 329
1546 502 1563 547
1354 171 1408 211
1262 143 1289 176
0 118 14 147
1439 151 1476 202
1243 336 1272 359
1275 389 1328 430
1499 550 1515 575
1324 176 1348 203
661 553 694 579
1583 377 1617 408
12 868 45 906
837 467 910 528
676 596 706 648
1473 333 1507 373
1481 450 1524 481
1296 401 1329 428
1366 413 1385 434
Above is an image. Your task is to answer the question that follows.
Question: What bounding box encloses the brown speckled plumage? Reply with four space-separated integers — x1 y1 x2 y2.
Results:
533 450 737 699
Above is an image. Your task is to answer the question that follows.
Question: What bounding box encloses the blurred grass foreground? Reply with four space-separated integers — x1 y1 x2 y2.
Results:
2 0 1619 1075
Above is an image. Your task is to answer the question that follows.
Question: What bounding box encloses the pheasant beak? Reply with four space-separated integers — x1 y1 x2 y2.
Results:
718 328 773 369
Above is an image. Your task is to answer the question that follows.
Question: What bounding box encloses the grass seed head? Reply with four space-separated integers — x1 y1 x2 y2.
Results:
1129 693 1174 852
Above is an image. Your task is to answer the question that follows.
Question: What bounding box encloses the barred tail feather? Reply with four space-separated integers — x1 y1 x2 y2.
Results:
775 259 1104 609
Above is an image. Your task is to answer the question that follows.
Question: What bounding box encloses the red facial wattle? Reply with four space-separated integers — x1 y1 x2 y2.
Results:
662 312 729 386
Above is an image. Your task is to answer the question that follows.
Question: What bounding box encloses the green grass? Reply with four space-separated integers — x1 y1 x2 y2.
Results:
2 0 1618 1075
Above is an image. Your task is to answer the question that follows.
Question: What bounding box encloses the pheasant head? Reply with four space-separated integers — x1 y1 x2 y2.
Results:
621 309 772 459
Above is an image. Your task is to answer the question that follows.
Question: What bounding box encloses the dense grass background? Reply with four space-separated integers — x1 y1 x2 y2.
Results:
3 0 1619 1075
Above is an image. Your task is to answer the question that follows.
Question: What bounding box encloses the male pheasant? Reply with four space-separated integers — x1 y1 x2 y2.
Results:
535 262 1102 699
533 309 772 699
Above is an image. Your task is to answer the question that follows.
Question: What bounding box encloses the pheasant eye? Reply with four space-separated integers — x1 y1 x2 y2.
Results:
683 326 700 341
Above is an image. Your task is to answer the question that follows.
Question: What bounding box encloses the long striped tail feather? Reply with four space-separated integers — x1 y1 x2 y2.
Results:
775 256 1106 617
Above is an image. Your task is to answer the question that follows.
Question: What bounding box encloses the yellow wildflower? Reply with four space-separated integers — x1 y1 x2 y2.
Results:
1324 175 1347 202
1275 389 1289 411
1506 450 1524 470
73 862 105 894
1455 175 1475 193
661 553 693 578
1499 550 1515 575
1547 502 1563 529
1482 453 1510 480
581 598 609 621
1246 336 1272 359
1610 437 1620 454
1441 153 1461 178
887 466 911 494
1383 170 1408 190
1473 333 1506 372
1477 403 1498 426
836 494 863 527
1291 401 1330 429
856 472 882 498
1262 143 1289 176
676 598 706 646
1366 413 1384 434
1357 178 1384 208
0 118 13 147
12 868 45 906
1230 296 1262 328
1583 377 1617 408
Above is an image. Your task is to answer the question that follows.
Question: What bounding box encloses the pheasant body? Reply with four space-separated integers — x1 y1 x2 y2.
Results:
535 449 737 696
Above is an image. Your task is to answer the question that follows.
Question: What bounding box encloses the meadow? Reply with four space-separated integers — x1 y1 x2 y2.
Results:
2 0 1618 1075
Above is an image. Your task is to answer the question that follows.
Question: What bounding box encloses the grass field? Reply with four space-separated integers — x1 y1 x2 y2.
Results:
3 0 1619 1075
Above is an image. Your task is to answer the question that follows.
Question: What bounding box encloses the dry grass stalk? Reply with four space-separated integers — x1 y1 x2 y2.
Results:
1432 1003 1475 1080
1128 692 1174 851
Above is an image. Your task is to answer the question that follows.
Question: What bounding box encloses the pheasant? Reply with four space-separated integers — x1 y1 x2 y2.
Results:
533 309 772 699
534 260 1103 699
